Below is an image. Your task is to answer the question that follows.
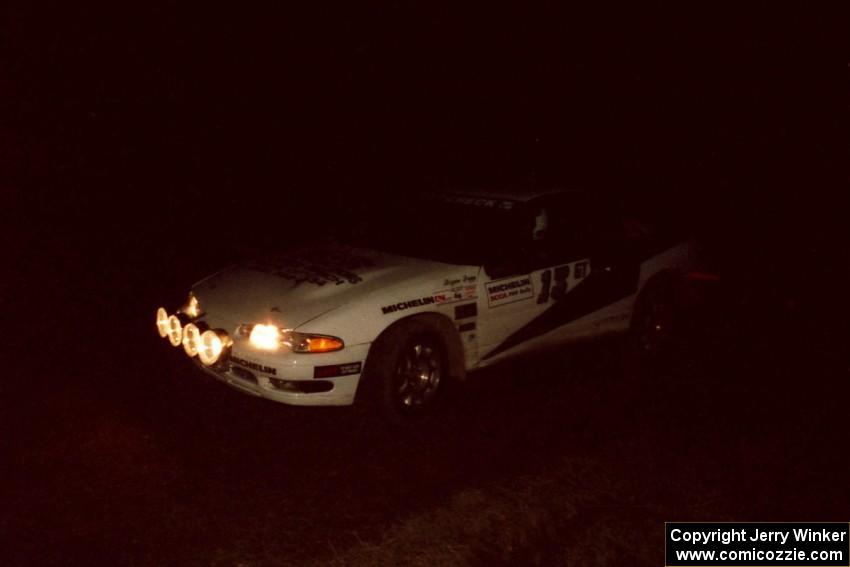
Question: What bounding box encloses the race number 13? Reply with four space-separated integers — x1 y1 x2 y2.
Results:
537 265 570 304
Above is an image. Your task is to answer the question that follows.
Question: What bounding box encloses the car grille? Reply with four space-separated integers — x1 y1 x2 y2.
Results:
268 378 333 394
230 366 258 385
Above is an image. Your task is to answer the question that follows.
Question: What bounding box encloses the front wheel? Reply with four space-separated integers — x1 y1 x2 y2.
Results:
361 319 449 423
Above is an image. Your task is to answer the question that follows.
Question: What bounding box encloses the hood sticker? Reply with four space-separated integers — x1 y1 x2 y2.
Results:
245 249 374 286
421 192 517 210
486 276 534 307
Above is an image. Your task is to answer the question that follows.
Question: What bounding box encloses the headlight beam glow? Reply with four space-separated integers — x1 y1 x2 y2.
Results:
249 324 281 351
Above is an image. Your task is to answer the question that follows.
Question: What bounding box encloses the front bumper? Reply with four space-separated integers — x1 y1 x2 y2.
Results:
194 342 371 406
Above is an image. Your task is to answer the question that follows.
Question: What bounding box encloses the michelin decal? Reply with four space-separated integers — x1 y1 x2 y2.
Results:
486 276 534 307
381 284 478 315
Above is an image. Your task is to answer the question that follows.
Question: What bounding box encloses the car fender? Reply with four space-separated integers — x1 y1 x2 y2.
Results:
367 312 466 382
295 268 480 348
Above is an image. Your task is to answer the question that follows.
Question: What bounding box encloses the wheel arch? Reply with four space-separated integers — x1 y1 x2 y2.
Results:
632 269 679 324
368 312 466 382
632 266 712 333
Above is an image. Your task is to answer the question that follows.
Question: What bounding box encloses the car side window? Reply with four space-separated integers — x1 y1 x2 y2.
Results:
528 195 628 268
482 206 538 277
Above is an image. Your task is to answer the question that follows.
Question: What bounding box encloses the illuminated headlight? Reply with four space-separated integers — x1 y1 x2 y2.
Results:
156 307 170 338
243 324 343 353
198 329 230 366
249 324 281 350
166 315 183 347
182 323 201 357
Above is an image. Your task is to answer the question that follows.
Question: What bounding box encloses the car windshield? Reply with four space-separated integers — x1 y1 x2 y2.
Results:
342 193 529 266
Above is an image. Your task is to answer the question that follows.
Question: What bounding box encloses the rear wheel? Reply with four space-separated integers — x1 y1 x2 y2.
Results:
626 274 681 375
633 284 676 356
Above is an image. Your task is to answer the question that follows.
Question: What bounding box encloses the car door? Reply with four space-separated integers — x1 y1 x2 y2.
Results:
474 200 591 363
475 194 640 364
477 258 593 363
528 193 646 341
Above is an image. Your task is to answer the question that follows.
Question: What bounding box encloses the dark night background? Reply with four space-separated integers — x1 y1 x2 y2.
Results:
2 3 848 566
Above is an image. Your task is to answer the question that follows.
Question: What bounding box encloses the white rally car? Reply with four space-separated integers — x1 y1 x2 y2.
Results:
156 187 699 421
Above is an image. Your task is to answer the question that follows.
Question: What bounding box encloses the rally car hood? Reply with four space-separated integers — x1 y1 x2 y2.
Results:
192 245 475 331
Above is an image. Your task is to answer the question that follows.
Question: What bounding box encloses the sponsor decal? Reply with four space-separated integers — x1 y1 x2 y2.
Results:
454 302 478 320
381 296 437 315
314 362 362 379
231 355 277 376
486 276 534 307
382 287 477 315
433 285 477 305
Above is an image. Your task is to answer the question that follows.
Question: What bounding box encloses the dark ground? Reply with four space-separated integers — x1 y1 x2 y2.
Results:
2 4 847 565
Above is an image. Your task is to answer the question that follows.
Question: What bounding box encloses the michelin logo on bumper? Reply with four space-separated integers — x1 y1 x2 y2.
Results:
486 276 533 307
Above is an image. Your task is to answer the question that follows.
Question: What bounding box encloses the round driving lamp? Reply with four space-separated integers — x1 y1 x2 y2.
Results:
198 329 230 366
156 307 170 338
166 315 184 347
182 323 202 357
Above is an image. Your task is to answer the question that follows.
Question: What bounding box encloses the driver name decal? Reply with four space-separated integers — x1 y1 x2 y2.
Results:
486 276 534 307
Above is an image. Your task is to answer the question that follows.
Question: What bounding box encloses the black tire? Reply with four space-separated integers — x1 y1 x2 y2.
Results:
626 273 681 376
360 318 450 423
